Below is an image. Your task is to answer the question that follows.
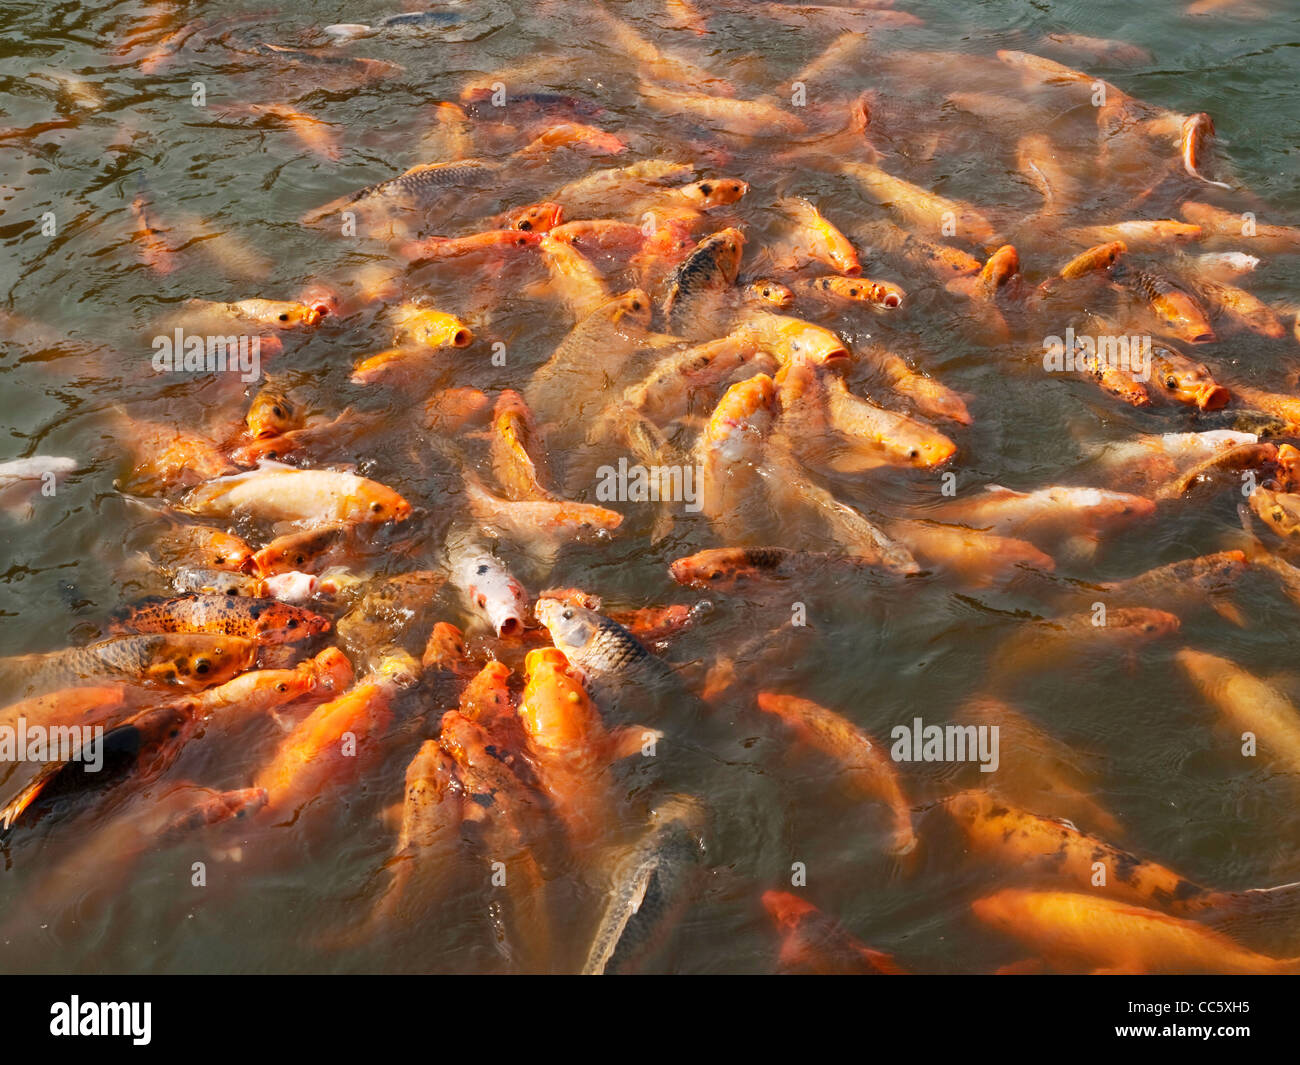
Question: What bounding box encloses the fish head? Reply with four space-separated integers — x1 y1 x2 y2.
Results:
424 622 468 672
1114 607 1181 641
705 373 777 446
261 571 319 603
507 201 564 233
746 279 794 308
761 890 816 930
520 648 598 749
362 484 413 523
201 530 254 571
297 283 342 319
303 646 354 694
773 318 850 365
606 289 654 330
679 177 748 209
703 227 746 282
668 550 739 589
246 389 301 439
1250 487 1300 540
535 597 601 658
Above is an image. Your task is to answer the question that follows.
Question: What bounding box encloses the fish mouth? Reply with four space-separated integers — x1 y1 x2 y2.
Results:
497 616 522 638
882 292 903 308
1195 384 1230 410
451 328 473 348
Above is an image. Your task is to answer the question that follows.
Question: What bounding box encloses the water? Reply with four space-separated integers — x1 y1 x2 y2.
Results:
1 0 1300 973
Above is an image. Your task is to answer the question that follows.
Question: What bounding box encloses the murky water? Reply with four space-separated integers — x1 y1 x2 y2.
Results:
2 0 1300 973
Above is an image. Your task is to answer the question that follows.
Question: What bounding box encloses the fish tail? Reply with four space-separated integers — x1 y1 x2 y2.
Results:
1201 879 1300 950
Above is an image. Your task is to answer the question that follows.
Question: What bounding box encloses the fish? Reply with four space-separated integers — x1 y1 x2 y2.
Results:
971 889 1300 974
991 607 1180 678
1059 241 1126 279
0 456 76 519
887 520 1055 587
1092 551 1249 625
663 226 746 336
581 794 708 974
423 621 476 676
948 791 1221 914
363 740 465 930
669 546 875 594
437 708 552 970
744 279 795 308
109 594 330 644
245 387 304 439
1181 200 1300 253
518 647 648 849
1063 220 1201 250
534 597 681 706
1196 278 1286 339
1180 113 1232 189
756 693 916 856
796 275 905 309
182 298 322 329
638 81 804 137
393 304 475 348
255 656 415 821
0 634 257 697
130 193 178 275
245 103 342 162
538 234 611 319
696 373 777 539
778 198 860 274
957 697 1123 839
146 522 254 574
932 484 1156 558
762 891 906 974
465 473 622 556
447 534 529 637
183 463 412 526
170 565 264 597
1116 268 1216 343
852 219 981 279
488 390 555 501
252 523 359 576
1146 343 1230 409
840 161 997 244
731 312 851 368
300 159 500 227
1176 647 1300 777
622 332 768 423
401 229 541 264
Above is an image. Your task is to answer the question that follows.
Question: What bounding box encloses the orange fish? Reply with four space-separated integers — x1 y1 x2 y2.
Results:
755 692 916 857
763 891 907 974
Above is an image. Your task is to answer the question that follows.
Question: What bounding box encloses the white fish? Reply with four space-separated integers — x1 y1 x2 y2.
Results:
446 530 528 637
0 456 76 519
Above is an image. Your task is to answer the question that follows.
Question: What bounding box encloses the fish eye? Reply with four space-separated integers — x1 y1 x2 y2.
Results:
562 608 574 620
272 406 283 417
371 502 384 513
287 618 298 628
195 658 211 675
519 221 532 231
476 564 489 575
631 299 642 310
295 553 306 564
908 448 919 459
278 313 289 322
1165 377 1177 389
699 183 712 195
276 682 288 692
